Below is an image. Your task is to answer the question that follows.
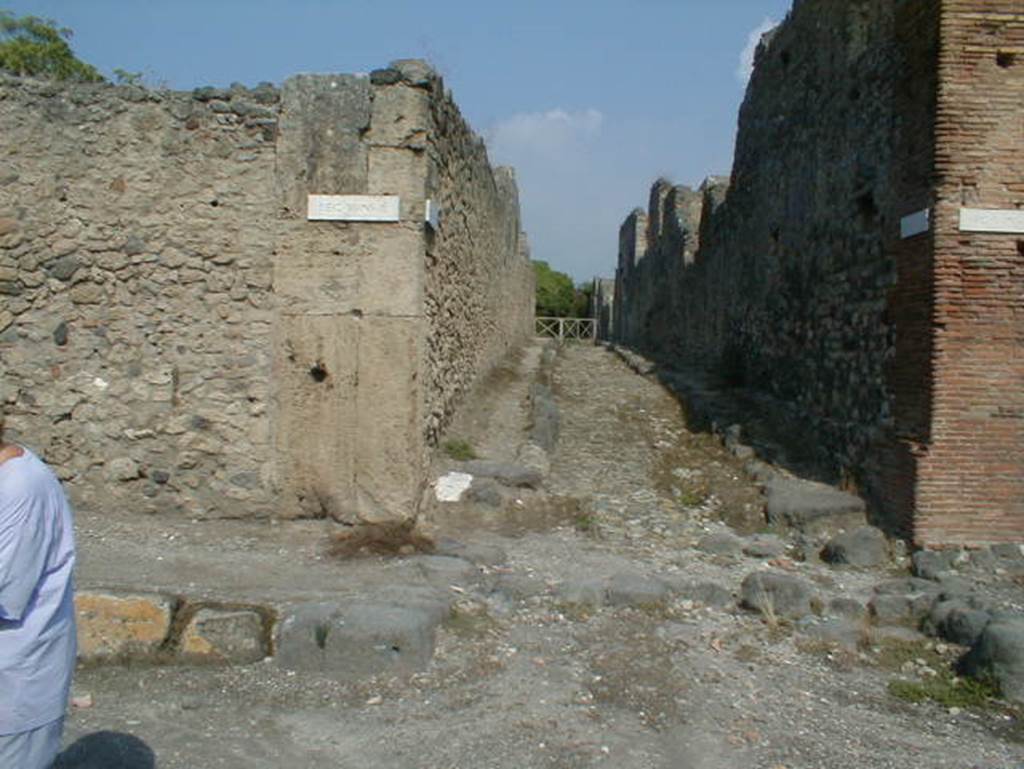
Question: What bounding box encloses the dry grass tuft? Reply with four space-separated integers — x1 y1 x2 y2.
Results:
328 520 436 558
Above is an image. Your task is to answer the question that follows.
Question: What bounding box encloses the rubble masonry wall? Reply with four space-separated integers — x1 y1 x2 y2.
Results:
615 0 1024 544
0 60 532 525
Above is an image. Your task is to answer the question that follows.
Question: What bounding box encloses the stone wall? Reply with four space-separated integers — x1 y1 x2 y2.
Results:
591 278 615 341
421 66 534 445
0 76 281 519
615 0 1024 545
0 60 533 524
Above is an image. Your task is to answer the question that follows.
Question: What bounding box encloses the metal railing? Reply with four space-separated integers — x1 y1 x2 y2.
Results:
535 316 596 343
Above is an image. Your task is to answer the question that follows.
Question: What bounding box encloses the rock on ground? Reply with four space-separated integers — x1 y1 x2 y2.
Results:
740 571 816 620
963 614 1024 703
822 526 889 567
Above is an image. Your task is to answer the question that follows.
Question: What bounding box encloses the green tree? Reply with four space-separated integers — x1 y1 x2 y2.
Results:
0 12 103 82
533 260 576 317
573 281 594 318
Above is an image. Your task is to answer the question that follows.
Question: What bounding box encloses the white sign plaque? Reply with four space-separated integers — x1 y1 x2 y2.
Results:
425 199 440 230
900 208 930 239
959 208 1024 234
307 194 401 222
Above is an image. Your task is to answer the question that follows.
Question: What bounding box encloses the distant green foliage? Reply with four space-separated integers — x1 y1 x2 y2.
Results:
112 67 143 86
533 260 576 318
0 12 103 82
573 282 594 318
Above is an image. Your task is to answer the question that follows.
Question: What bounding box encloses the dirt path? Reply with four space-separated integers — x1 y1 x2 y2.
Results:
59 342 1023 769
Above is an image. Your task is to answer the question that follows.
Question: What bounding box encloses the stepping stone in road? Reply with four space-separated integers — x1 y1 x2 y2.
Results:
764 477 866 537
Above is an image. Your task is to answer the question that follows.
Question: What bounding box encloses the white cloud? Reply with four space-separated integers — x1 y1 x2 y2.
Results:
736 17 777 85
485 108 603 160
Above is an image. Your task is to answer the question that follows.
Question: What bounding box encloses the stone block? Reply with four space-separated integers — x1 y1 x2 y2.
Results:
404 554 479 588
742 533 787 559
828 597 867 621
868 585 937 627
606 571 670 607
459 460 542 489
434 538 508 566
822 526 889 567
797 616 865 649
355 317 425 523
275 601 439 679
528 383 559 452
911 549 958 580
740 571 815 620
277 74 371 214
674 580 734 609
697 530 744 556
366 79 431 147
368 146 427 218
557 578 607 607
764 478 866 536
75 591 175 660
273 314 359 521
180 607 268 664
963 614 1024 703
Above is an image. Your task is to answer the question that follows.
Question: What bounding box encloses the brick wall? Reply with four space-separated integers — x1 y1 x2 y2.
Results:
614 0 1024 544
917 2 1024 544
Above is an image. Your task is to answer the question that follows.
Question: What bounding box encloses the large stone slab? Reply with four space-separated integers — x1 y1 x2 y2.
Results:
277 74 371 214
180 607 268 664
822 526 889 567
962 614 1024 703
459 460 542 489
75 591 175 661
276 601 439 679
740 571 815 620
764 478 866 536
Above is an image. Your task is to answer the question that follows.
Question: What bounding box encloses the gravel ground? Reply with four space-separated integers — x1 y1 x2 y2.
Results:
58 342 1024 768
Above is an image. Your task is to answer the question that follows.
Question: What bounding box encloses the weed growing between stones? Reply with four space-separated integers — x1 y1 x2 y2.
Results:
866 638 947 672
887 675 1000 709
572 511 598 533
443 602 497 639
553 602 596 623
443 438 477 461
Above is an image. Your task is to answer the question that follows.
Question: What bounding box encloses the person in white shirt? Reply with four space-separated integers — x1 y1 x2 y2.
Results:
0 410 77 769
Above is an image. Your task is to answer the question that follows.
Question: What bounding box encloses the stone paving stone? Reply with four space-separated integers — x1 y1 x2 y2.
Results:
75 591 175 660
180 607 268 663
276 601 440 679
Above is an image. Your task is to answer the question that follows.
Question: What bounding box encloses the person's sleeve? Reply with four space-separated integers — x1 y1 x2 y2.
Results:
0 494 48 623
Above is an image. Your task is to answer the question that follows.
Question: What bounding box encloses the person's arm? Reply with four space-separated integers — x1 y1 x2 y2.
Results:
0 494 48 624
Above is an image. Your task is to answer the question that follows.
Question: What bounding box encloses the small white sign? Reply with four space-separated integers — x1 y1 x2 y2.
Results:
425 199 440 230
959 208 1024 234
435 471 473 502
900 208 930 239
307 194 401 222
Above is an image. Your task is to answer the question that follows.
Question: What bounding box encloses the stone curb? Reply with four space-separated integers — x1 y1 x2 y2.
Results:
75 590 274 665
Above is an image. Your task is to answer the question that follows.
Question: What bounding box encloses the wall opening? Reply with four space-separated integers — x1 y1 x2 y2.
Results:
309 362 329 383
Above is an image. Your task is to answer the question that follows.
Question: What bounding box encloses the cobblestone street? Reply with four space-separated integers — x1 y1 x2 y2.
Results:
59 342 1024 769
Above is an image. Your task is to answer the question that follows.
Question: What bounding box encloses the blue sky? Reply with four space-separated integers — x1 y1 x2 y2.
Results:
7 0 792 281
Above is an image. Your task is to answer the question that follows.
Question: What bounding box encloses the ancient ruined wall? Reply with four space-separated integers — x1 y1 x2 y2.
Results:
592 278 615 341
0 61 534 525
0 75 281 519
421 68 534 445
917 2 1024 544
616 0 947 536
618 0 1024 544
612 209 646 343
